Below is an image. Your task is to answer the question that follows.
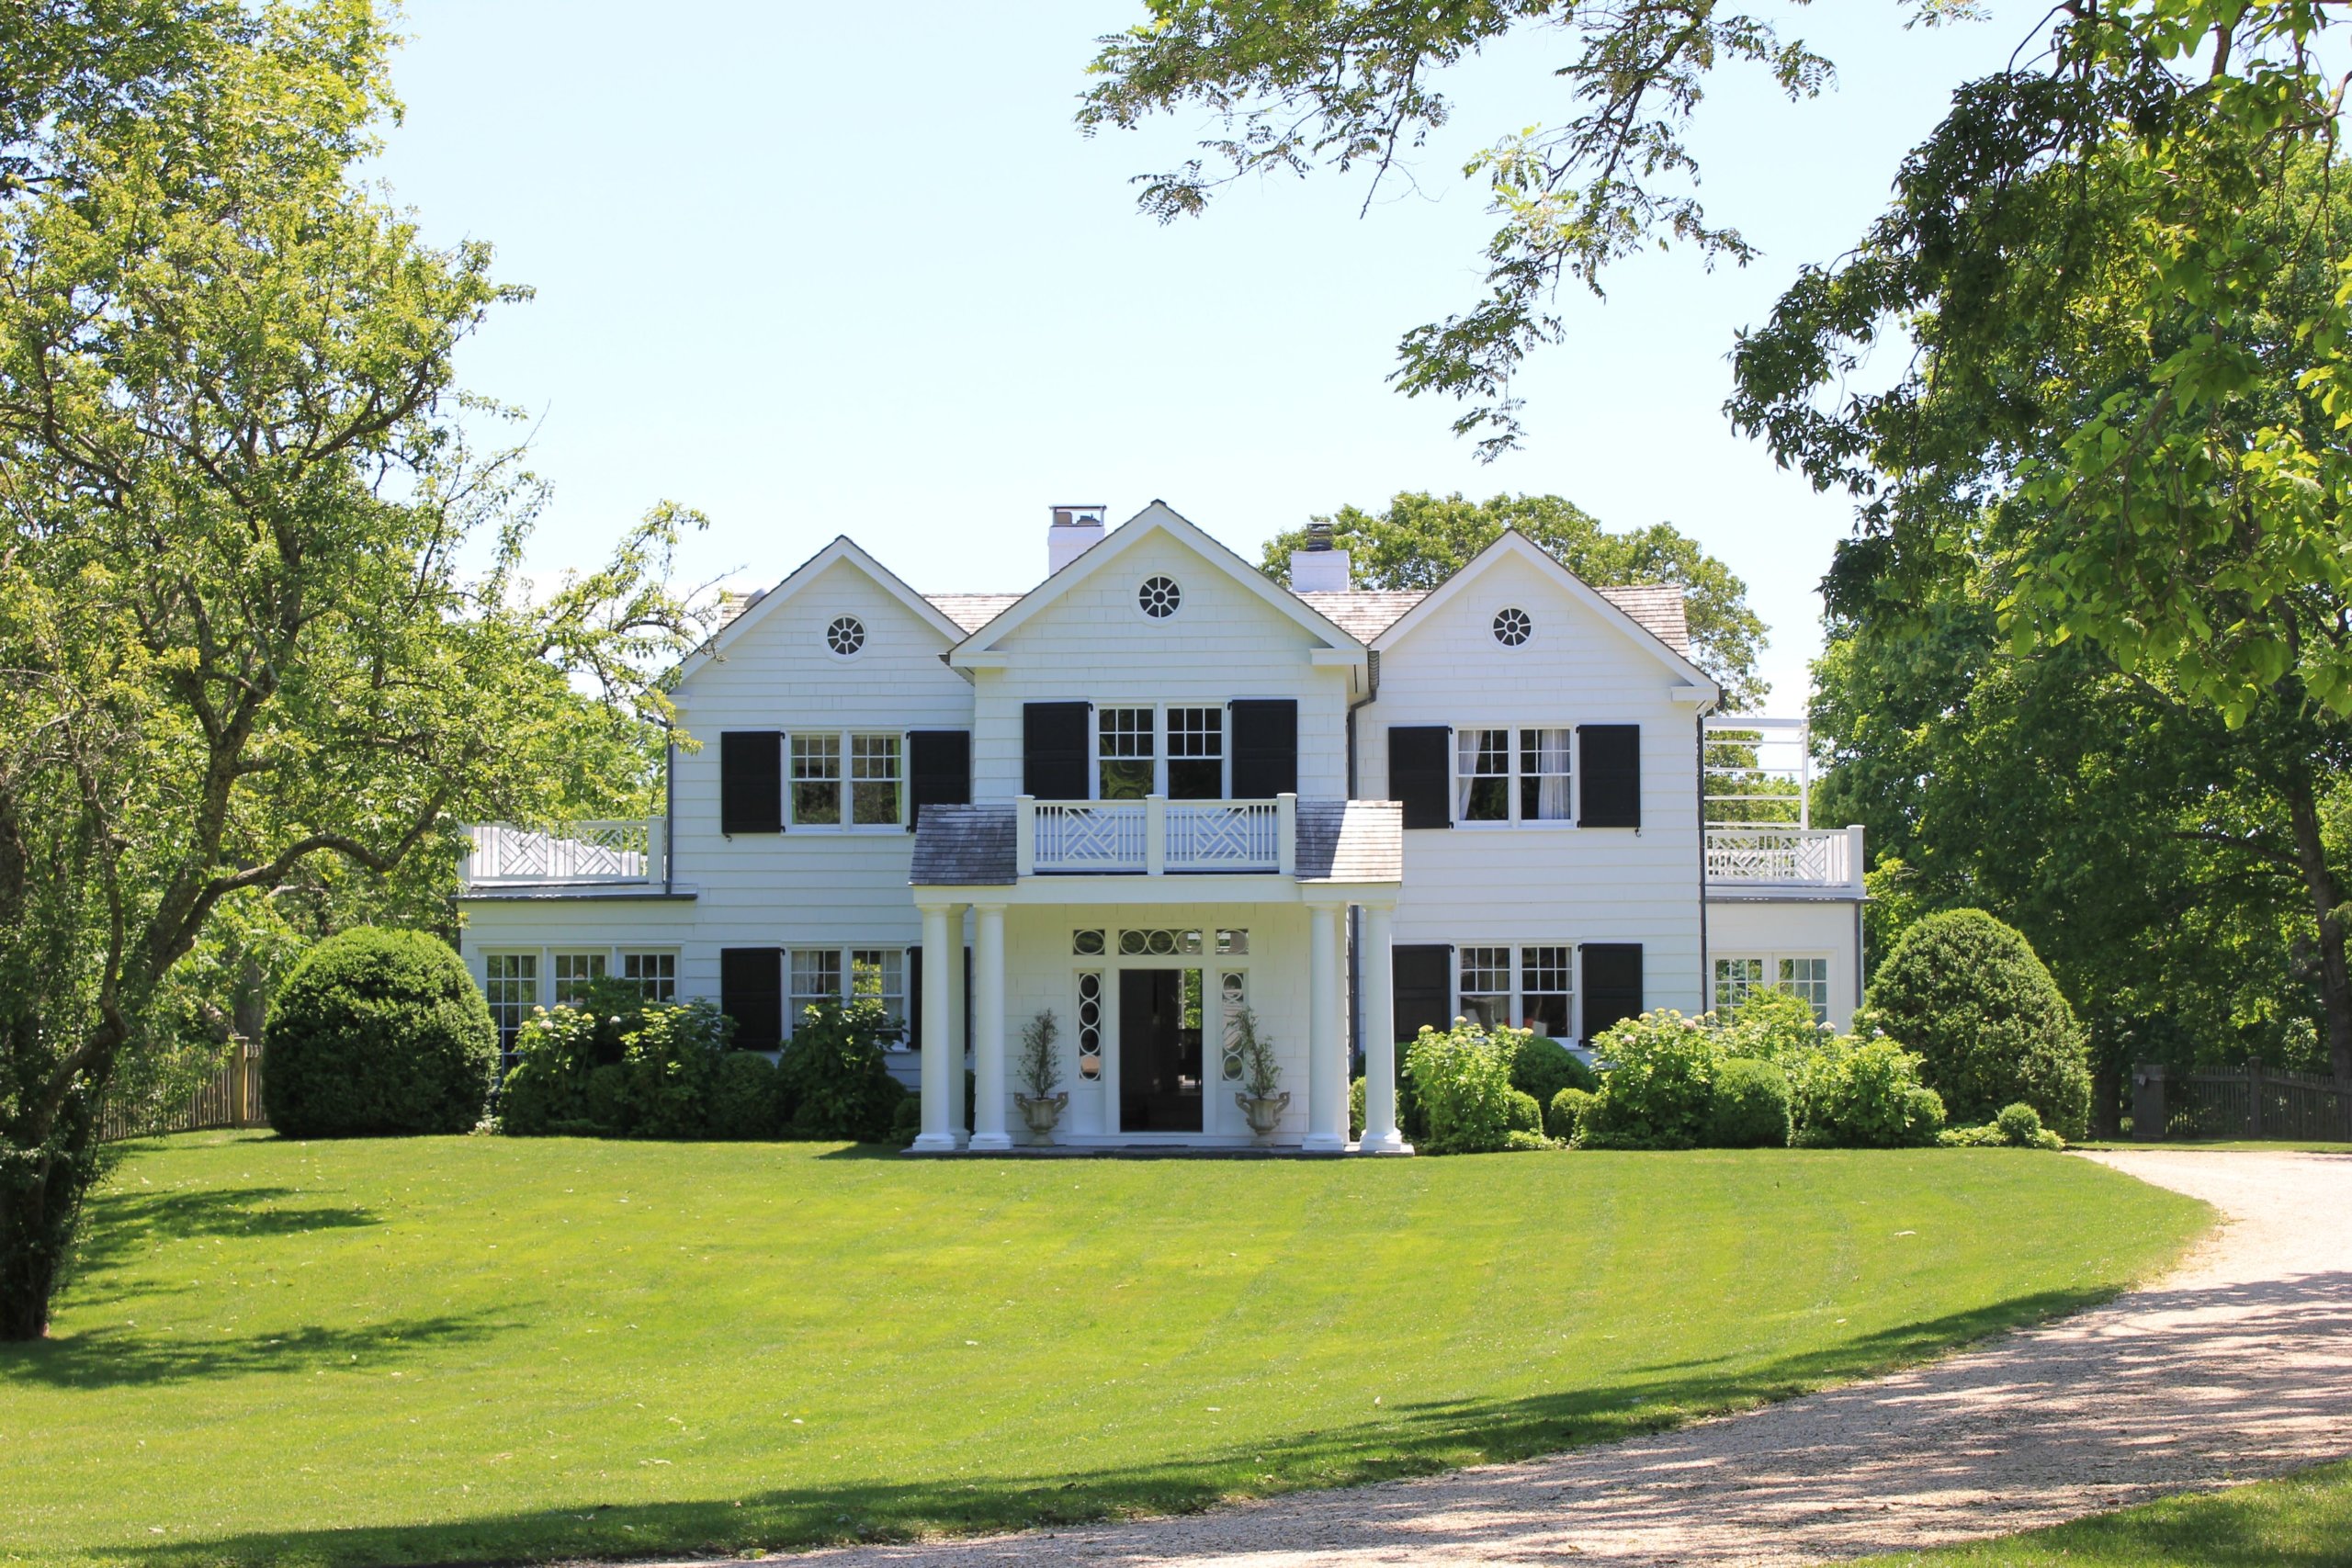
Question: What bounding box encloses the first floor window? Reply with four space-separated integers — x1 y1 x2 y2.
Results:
1779 957 1831 1022
1521 728 1572 821
1713 954 1829 1022
1456 943 1577 1039
851 734 901 826
851 948 907 1038
552 951 605 1008
1458 729 1510 821
484 953 537 1054
789 948 842 1026
1459 945 1512 1030
1520 945 1573 1037
1713 956 1766 1012
621 951 676 1003
1099 706 1153 799
792 733 842 825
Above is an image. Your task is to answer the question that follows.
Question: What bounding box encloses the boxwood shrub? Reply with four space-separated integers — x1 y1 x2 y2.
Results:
263 928 496 1138
1707 1057 1792 1148
1509 1035 1594 1112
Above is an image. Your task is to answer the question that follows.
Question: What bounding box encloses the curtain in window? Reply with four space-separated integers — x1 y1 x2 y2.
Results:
1532 728 1571 820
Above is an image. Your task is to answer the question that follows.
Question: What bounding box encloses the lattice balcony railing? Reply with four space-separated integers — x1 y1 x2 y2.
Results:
463 819 662 885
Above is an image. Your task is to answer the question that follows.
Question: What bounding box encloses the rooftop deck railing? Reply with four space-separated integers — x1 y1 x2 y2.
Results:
1021 795 1294 876
1703 824 1862 893
462 819 663 886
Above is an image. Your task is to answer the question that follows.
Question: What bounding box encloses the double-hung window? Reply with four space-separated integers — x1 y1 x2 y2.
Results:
1520 945 1573 1037
851 734 901 825
1167 706 1225 799
552 952 605 1008
1098 707 1154 799
850 948 907 1038
1459 946 1513 1029
1713 953 1832 1022
1457 944 1577 1040
621 951 676 1003
1457 730 1511 821
1520 728 1572 821
1456 726 1572 823
784 945 911 1042
789 948 842 1024
787 731 902 827
792 734 842 825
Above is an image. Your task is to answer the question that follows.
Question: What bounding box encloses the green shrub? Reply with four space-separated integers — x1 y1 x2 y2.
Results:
1863 908 2092 1138
1706 1057 1793 1148
778 998 905 1142
1349 1077 1366 1140
1504 1087 1544 1135
1503 1128 1555 1151
1548 1085 1595 1143
1939 1122 2008 1147
582 1062 629 1134
263 928 496 1138
1795 1036 1945 1147
1581 1010 1718 1149
498 1005 608 1135
621 1001 733 1138
707 1051 784 1140
1403 1021 1518 1155
1716 987 1832 1063
889 1093 923 1145
1509 1034 1592 1111
1995 1100 2043 1145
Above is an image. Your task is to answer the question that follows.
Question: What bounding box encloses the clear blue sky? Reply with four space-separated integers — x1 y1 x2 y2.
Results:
369 2 2035 712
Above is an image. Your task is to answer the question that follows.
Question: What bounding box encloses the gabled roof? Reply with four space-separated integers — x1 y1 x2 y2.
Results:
1359 530 1719 696
1295 582 1691 655
948 501 1364 663
672 535 970 687
925 593 1023 635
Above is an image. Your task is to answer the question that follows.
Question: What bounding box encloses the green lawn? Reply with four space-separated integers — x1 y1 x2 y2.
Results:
1 1134 2206 1568
1854 1461 2352 1567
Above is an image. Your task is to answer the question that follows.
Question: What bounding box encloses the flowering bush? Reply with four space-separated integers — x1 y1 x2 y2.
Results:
1403 1021 1521 1154
778 997 906 1142
1792 1035 1945 1148
1579 1010 1719 1148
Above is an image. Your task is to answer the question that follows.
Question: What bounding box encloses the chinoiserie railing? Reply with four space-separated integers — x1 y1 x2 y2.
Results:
1021 795 1295 876
1703 824 1863 893
462 819 663 886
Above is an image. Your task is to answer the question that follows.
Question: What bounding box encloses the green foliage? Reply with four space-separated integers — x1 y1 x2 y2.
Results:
260 928 494 1139
889 1093 924 1146
501 998 734 1139
1795 1037 1947 1150
1580 1010 1718 1149
1995 1101 2045 1146
1261 493 1766 706
1866 910 2093 1138
1714 987 1832 1064
707 1053 785 1142
1402 1021 1517 1155
1231 1007 1282 1100
620 1003 734 1139
777 999 906 1143
1504 1088 1544 1136
1348 1077 1365 1141
497 1007 607 1136
1707 1058 1793 1149
1016 1010 1061 1100
1508 1031 1595 1114
1548 1086 1596 1144
582 1063 629 1134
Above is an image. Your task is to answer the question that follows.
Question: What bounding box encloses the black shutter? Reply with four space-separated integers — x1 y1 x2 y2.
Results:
908 730 971 829
1228 699 1298 798
1388 726 1453 829
1581 943 1645 1043
1578 724 1641 829
1393 944 1454 1043
719 947 784 1050
1023 702 1091 798
718 731 783 835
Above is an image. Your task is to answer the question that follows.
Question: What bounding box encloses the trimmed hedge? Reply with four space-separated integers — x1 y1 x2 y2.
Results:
1548 1086 1595 1143
1510 1035 1594 1111
1707 1057 1792 1148
1864 909 2092 1138
263 928 496 1138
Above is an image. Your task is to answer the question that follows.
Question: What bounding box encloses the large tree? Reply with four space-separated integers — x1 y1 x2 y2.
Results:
1262 491 1767 706
0 3 705 1338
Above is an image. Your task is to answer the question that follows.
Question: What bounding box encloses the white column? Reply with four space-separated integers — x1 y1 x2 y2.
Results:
970 902 1012 1151
913 903 958 1152
1357 902 1408 1153
1304 901 1346 1151
945 911 968 1146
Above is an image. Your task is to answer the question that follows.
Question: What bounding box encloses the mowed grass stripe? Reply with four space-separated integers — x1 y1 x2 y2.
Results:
0 1134 2207 1568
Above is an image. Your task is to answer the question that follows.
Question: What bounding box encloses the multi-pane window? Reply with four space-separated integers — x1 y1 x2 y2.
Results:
789 948 842 1024
621 951 676 1003
552 952 605 1008
1779 957 1831 1022
484 953 537 1054
1168 707 1224 799
1713 957 1767 1012
1098 707 1153 799
1457 729 1511 821
1521 728 1573 821
1458 946 1512 1030
851 734 901 826
791 733 842 825
851 948 906 1036
1521 946 1573 1037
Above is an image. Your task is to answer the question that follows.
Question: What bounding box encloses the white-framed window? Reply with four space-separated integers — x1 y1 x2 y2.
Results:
789 948 842 1023
780 945 918 1039
851 734 901 826
1454 724 1574 824
1713 953 1832 1023
1098 706 1154 799
791 733 842 826
551 951 605 1009
483 953 537 1054
621 951 676 1003
1454 944 1577 1040
1168 706 1225 799
851 947 907 1035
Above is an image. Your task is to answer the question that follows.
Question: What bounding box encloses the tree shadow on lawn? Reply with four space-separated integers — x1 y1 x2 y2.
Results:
70 1184 381 1272
114 1285 2128 1568
0 1309 513 1392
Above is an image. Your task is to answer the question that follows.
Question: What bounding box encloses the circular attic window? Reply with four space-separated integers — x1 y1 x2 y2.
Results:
1138 575 1182 618
1492 607 1533 648
825 615 866 657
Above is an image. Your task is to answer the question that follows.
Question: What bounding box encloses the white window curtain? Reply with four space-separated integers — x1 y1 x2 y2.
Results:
1529 728 1571 820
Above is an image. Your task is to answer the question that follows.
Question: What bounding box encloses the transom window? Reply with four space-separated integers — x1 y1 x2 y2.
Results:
1457 944 1577 1040
825 615 865 656
621 951 676 1003
1073 929 1106 956
552 952 605 1009
1098 707 1154 799
788 731 903 828
1453 725 1573 824
1493 607 1533 647
1137 575 1182 617
1168 706 1224 799
1119 928 1204 956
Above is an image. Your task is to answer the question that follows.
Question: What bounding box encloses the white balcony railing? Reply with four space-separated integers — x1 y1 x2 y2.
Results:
1021 795 1294 876
463 819 663 886
1704 824 1862 892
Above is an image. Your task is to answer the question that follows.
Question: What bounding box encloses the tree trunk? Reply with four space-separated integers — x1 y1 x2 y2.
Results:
2285 778 2352 1082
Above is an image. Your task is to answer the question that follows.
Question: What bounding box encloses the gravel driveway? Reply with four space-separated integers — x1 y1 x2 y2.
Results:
721 1151 2351 1567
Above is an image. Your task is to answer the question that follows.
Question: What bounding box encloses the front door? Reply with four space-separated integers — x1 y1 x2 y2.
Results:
1119 968 1203 1132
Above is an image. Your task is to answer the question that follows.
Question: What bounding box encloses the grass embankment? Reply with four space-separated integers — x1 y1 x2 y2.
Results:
0 1134 2207 1568
1857 1461 2352 1567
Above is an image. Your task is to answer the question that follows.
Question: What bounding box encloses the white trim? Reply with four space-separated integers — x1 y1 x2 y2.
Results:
673 535 969 688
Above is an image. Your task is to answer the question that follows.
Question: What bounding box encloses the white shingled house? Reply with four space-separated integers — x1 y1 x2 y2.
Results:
456 502 1865 1152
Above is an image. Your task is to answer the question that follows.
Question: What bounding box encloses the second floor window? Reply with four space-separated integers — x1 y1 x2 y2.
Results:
788 731 902 827
1168 706 1224 799
851 735 900 825
1454 725 1574 823
1458 729 1510 821
792 734 842 825
1099 707 1153 799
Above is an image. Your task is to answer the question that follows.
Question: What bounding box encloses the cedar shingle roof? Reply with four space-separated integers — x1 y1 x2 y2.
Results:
1293 800 1403 883
923 593 1024 634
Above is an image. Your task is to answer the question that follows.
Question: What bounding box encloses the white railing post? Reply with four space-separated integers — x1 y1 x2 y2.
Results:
1146 795 1167 876
1016 795 1036 877
1845 823 1865 893
1276 794 1297 876
644 815 665 885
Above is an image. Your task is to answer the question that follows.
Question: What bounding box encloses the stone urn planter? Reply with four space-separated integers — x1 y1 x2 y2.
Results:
1014 1091 1068 1145
1236 1090 1290 1146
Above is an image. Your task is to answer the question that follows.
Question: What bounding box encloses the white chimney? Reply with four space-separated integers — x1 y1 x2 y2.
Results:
1047 503 1107 573
1289 520 1351 592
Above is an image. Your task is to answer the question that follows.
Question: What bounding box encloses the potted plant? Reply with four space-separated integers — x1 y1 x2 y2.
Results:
1012 1010 1067 1145
1230 1007 1288 1145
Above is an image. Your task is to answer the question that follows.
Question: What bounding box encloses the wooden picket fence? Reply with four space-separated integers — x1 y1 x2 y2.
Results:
2133 1059 2352 1143
97 1039 267 1142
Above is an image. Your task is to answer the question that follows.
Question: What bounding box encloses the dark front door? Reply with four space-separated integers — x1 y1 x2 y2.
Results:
1120 969 1203 1133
